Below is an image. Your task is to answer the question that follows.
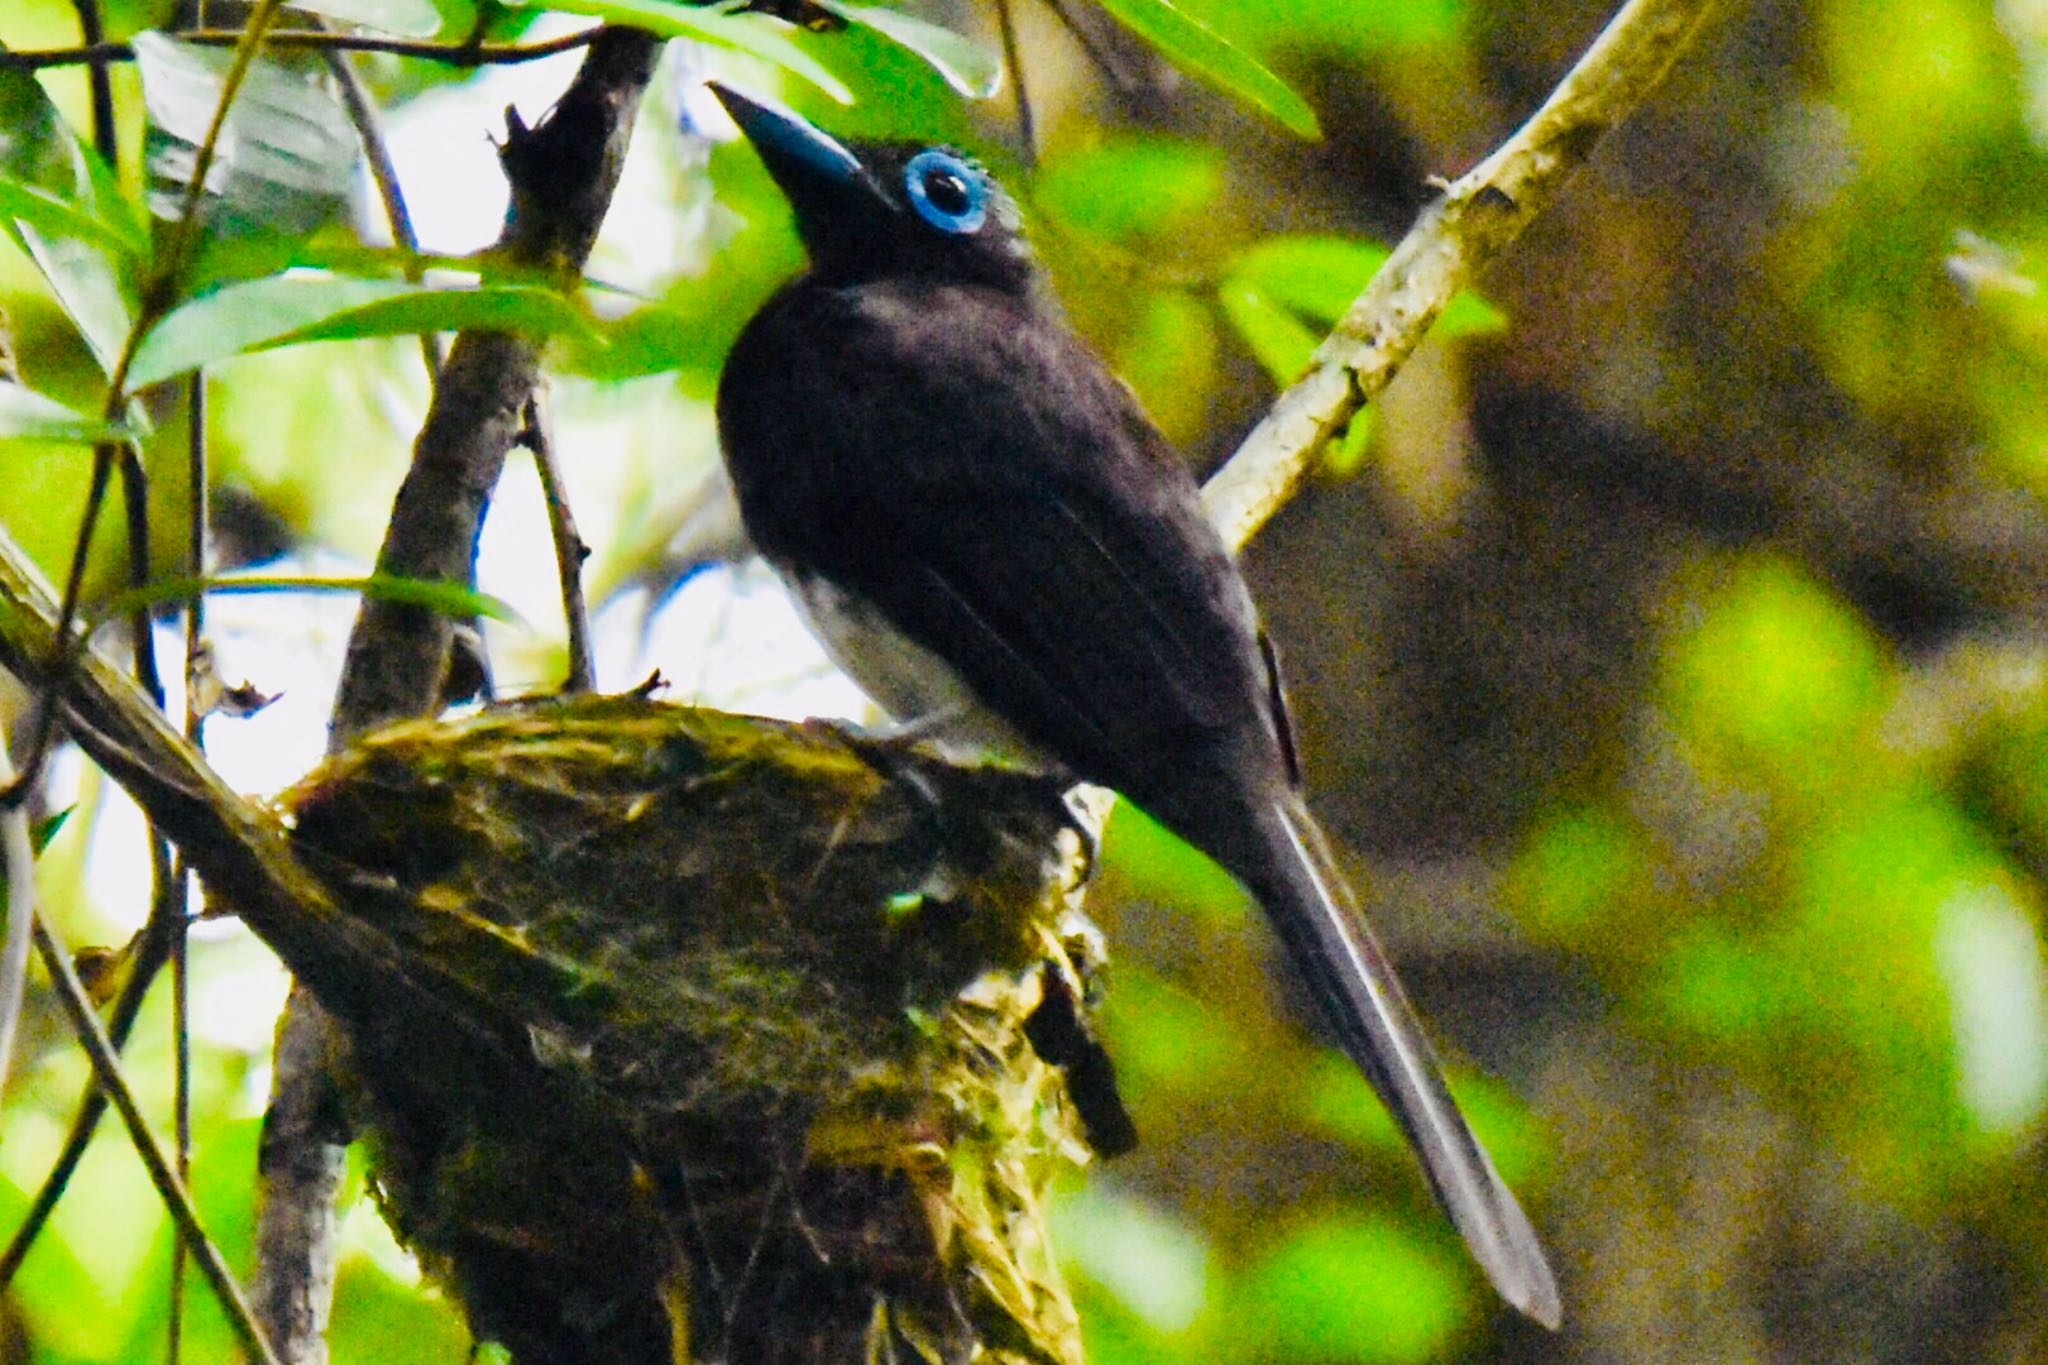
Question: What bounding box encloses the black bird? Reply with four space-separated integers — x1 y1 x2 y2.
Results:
711 85 1561 1328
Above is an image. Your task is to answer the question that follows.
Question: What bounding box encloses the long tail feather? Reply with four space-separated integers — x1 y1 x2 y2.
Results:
1251 796 1562 1328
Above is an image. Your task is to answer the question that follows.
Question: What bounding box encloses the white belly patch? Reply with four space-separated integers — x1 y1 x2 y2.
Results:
783 570 1047 765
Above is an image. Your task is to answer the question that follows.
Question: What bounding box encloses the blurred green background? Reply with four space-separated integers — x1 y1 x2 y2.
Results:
6 0 2048 1360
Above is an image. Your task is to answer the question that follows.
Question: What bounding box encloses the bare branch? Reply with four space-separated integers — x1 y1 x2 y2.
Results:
1202 0 1730 552
0 912 177 1293
329 27 660 738
65 0 117 165
0 729 34 1096
324 38 444 379
522 393 595 693
32 913 282 1365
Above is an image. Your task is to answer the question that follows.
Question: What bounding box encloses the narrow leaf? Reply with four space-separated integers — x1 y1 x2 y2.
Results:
518 0 853 102
93 573 523 627
135 32 359 238
126 275 597 390
1088 0 1317 136
0 66 140 370
0 177 144 260
0 65 144 254
19 231 137 374
0 382 132 445
1034 136 1224 242
1216 276 1317 385
811 0 1000 99
31 807 75 855
1230 234 1389 321
1231 232 1506 337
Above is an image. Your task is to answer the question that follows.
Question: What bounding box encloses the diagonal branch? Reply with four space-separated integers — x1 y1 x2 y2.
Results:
1202 0 1731 553
33 916 282 1365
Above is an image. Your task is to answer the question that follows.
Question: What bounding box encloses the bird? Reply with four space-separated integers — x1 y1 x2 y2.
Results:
709 83 1561 1329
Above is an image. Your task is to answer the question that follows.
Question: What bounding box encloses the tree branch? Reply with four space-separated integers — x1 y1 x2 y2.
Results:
33 916 282 1365
328 26 660 738
1201 0 1730 552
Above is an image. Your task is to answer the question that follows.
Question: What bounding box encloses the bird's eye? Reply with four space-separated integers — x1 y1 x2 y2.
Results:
903 149 988 235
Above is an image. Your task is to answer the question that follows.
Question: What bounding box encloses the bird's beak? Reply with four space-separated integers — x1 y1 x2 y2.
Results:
710 84 869 207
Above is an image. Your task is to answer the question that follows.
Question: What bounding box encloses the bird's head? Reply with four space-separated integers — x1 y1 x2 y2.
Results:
712 85 1035 293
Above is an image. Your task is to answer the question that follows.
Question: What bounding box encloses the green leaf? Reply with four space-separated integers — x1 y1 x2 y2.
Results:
1033 136 1225 243
1101 802 1247 923
0 177 145 261
1661 555 1886 775
0 66 141 370
1439 284 1509 337
0 382 131 445
1238 1216 1464 1364
329 1250 476 1365
91 572 524 627
1950 237 2048 362
1097 967 1251 1098
1051 1187 1212 1332
810 0 1000 98
134 33 359 238
0 64 146 257
126 275 598 389
1088 0 1318 136
1216 276 1317 384
1225 234 1505 369
1321 403 1374 474
1230 234 1390 322
30 806 74 855
517 0 853 102
287 0 444 37
1221 0 1465 63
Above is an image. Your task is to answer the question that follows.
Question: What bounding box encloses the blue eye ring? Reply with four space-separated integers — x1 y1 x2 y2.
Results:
903 149 988 235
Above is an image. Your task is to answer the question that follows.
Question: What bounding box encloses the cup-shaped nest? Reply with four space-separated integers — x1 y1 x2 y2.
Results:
275 693 1115 1365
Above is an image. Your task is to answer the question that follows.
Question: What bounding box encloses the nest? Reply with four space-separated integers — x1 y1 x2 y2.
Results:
273 693 1120 1364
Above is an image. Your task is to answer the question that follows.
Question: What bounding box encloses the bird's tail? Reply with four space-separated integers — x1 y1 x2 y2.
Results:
1246 795 1562 1328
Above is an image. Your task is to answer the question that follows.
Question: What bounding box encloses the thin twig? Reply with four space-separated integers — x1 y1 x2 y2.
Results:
1201 0 1730 553
116 447 165 707
169 370 209 1365
523 393 594 693
183 375 208 735
0 26 602 72
32 916 284 1365
0 912 176 1292
323 38 444 379
0 729 36 1097
168 888 191 1365
995 0 1035 169
66 0 118 167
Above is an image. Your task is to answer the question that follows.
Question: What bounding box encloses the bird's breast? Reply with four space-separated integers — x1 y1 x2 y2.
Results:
782 567 1049 767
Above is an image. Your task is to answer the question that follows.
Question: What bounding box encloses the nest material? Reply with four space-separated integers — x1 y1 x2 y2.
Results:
274 694 1103 1365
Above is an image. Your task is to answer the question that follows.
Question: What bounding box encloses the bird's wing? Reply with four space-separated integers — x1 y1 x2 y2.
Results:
731 282 1280 791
